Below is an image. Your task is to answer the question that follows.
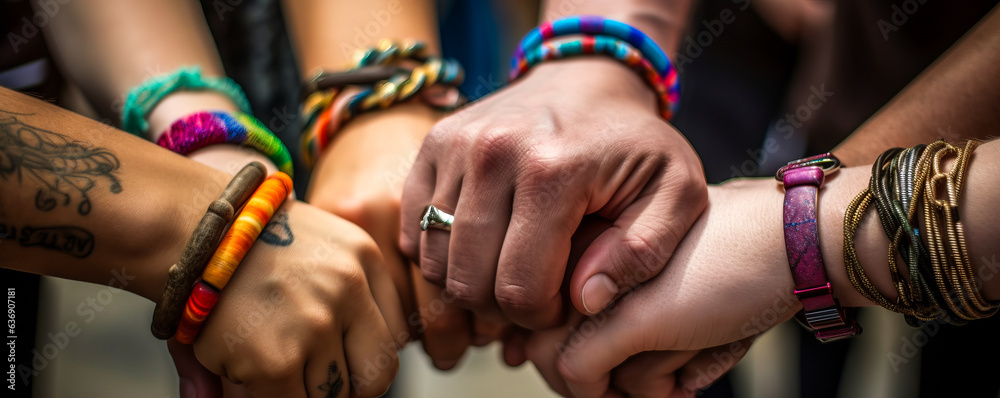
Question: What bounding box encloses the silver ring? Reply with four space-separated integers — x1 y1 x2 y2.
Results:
420 205 454 231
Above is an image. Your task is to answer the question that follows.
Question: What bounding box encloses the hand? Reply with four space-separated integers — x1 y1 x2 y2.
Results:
399 58 708 329
306 103 495 370
190 201 403 397
553 179 801 397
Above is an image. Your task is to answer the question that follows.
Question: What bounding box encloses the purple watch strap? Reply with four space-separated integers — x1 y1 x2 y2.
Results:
783 167 828 290
779 157 861 342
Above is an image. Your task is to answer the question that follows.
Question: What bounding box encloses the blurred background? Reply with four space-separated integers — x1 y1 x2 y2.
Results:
2 0 999 396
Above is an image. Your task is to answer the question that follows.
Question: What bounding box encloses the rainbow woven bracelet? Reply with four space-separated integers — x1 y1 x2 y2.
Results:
511 34 676 119
158 111 294 177
122 66 253 138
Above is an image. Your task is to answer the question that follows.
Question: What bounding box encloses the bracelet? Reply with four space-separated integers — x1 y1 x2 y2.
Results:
157 111 295 178
298 39 466 168
777 153 862 342
149 162 267 340
509 34 675 119
845 139 997 326
513 16 671 79
511 17 679 118
174 171 294 344
122 66 253 138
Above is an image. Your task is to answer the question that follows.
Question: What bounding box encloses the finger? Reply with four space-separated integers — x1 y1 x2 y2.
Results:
611 350 698 398
501 326 530 367
556 297 656 398
418 179 460 285
221 380 253 398
445 168 513 319
399 144 437 261
240 362 308 398
524 312 586 397
412 265 472 370
495 180 589 329
676 337 754 392
343 294 400 397
168 338 223 398
472 316 510 347
361 244 409 346
305 347 350 398
570 170 706 316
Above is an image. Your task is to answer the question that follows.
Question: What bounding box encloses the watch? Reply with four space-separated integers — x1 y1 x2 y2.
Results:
776 153 862 342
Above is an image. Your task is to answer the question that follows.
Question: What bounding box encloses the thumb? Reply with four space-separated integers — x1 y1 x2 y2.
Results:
167 338 223 398
570 182 703 315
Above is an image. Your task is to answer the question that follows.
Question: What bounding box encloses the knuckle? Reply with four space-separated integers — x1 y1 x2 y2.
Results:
468 127 526 174
445 278 490 310
495 282 546 316
419 255 448 285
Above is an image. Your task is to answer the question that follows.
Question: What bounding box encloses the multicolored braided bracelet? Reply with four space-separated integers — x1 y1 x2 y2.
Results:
513 16 669 77
511 16 679 117
174 172 293 344
299 39 466 168
158 111 294 178
511 35 676 119
122 66 253 138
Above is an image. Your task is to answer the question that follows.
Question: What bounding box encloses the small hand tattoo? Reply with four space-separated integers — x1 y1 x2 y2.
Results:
259 211 293 246
0 110 122 215
318 361 344 398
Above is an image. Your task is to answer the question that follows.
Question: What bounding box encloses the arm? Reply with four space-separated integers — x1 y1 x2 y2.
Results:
282 0 494 369
35 0 277 175
0 88 401 398
832 5 1000 166
545 139 1000 397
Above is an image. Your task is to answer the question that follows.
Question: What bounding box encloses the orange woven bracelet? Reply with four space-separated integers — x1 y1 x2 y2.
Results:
201 172 293 289
174 172 293 344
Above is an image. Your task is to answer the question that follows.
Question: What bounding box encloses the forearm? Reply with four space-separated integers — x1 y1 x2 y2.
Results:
0 87 229 302
282 0 440 74
36 0 278 174
832 5 1000 166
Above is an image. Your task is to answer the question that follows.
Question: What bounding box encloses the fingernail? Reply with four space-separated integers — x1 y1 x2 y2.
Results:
179 377 195 398
581 273 618 315
433 359 458 370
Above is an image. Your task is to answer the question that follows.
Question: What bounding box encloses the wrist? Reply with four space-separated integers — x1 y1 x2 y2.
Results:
145 91 240 141
131 163 232 302
519 57 659 115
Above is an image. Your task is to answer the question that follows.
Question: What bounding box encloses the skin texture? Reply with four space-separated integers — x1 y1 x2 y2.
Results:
0 87 403 397
399 1 702 337
282 0 509 371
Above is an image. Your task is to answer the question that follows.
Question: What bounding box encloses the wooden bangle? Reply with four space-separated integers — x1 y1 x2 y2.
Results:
150 162 267 340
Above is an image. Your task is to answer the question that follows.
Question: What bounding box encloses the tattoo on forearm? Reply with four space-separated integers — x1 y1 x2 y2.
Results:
0 110 122 215
318 361 344 398
259 212 293 246
0 222 94 258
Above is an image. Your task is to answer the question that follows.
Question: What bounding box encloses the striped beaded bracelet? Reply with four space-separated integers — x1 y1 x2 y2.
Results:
510 16 680 119
150 162 267 340
511 35 676 119
158 111 294 178
174 171 294 344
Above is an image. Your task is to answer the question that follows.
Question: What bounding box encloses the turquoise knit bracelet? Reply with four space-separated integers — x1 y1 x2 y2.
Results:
122 66 253 138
